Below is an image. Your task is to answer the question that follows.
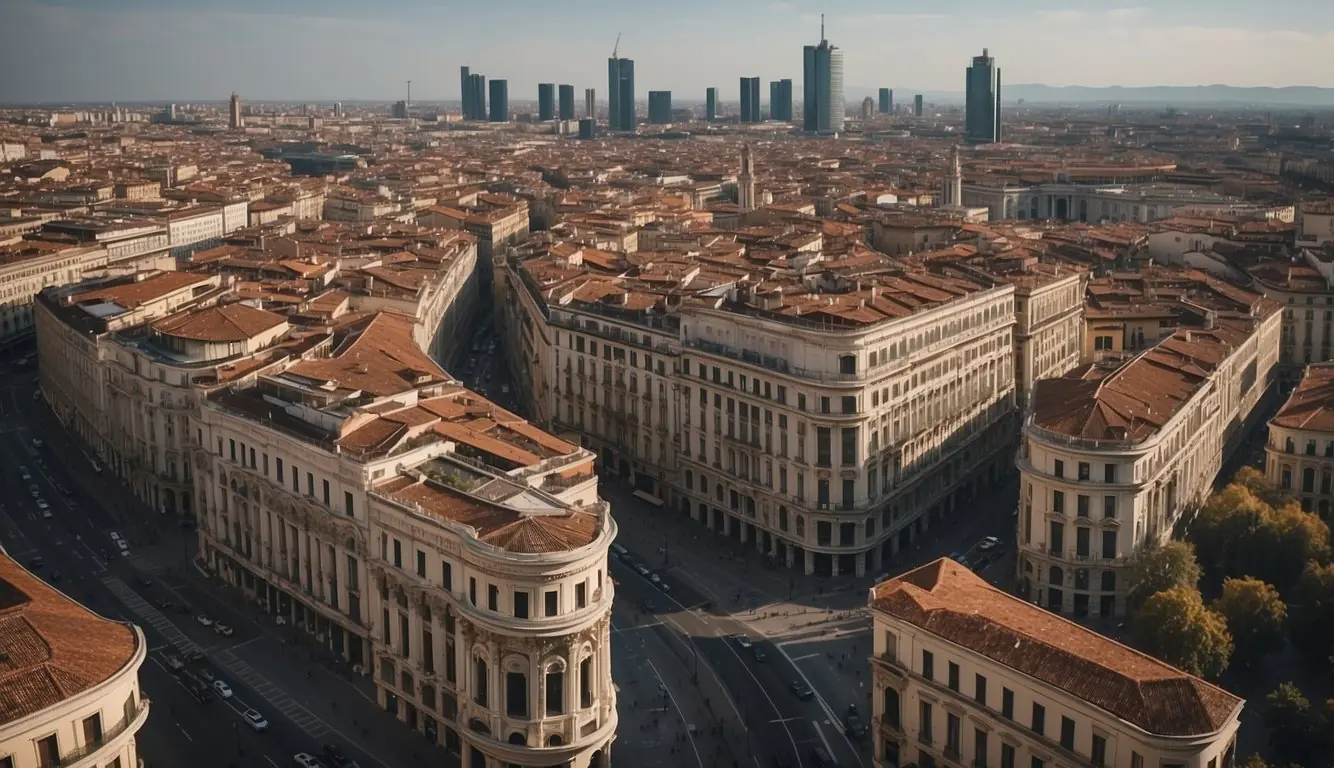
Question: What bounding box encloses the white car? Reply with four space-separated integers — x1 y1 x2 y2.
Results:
978 536 1000 551
36 499 48 510
196 615 214 627
32 438 42 448
648 573 662 584
116 539 130 556
214 623 234 637
41 509 53 520
212 680 233 699
294 754 326 768
243 708 269 731
733 634 753 649
109 531 121 542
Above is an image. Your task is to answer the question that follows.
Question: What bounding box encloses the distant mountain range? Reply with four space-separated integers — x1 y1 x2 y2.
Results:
846 84 1334 108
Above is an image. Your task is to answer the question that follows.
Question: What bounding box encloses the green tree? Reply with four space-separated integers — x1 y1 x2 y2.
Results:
1264 682 1326 766
1213 577 1287 661
1254 501 1332 592
1128 541 1202 611
1240 756 1269 768
1234 466 1290 508
1292 561 1334 662
1134 586 1232 679
1191 483 1269 577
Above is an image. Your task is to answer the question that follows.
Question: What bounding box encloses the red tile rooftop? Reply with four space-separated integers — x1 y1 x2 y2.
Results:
70 271 214 310
1270 363 1334 433
872 559 1241 737
151 302 287 343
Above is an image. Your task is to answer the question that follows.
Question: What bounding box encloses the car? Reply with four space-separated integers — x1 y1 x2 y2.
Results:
29 486 39 499
949 551 969 566
789 680 815 701
187 681 212 703
197 668 216 683
752 647 767 662
49 571 61 583
212 680 233 698
183 648 204 662
215 623 234 637
196 615 214 627
321 745 357 768
164 654 185 671
28 556 43 570
733 634 753 649
109 531 121 542
978 536 1000 551
35 499 48 510
634 564 650 577
294 754 326 768
31 438 42 449
116 540 130 556
18 466 29 479
844 711 867 738
176 602 194 615
153 598 173 611
41 509 52 520
243 708 269 731
648 573 662 585
639 598 656 613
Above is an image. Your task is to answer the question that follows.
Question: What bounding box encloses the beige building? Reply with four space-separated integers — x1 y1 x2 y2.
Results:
194 310 615 767
1017 301 1281 617
1265 362 1334 520
1008 266 1085 408
0 241 107 350
870 558 1243 768
0 553 150 768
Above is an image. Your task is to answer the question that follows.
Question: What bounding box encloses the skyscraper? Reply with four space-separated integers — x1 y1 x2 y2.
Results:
488 79 508 122
913 94 924 117
538 83 556 121
460 66 472 119
739 77 761 123
802 15 844 133
467 73 487 120
769 79 793 122
860 97 874 120
229 92 243 130
706 87 718 122
878 88 893 114
558 84 576 121
965 48 1001 143
607 56 635 131
648 91 672 124
585 88 596 120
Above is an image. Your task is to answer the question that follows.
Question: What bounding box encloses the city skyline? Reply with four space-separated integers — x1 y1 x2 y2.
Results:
4 0 1334 103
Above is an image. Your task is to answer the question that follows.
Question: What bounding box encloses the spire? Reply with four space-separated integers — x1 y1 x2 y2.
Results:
820 13 825 42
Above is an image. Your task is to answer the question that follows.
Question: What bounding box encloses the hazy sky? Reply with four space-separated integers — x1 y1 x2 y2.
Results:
1 0 1332 103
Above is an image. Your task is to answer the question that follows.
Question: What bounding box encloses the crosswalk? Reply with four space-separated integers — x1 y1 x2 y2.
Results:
101 575 203 657
212 648 331 739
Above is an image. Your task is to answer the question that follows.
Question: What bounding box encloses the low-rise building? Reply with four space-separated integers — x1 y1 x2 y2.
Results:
1265 361 1334 520
870 558 1243 768
0 552 150 768
0 240 107 350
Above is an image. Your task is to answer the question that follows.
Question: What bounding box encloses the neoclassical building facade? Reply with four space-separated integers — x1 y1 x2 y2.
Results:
1265 362 1334 521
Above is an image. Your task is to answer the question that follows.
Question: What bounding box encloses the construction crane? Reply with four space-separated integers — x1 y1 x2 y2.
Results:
612 32 621 59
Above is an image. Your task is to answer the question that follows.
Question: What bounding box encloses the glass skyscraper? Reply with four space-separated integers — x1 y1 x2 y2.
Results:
965 48 1001 143
706 87 718 122
878 88 893 114
607 56 635 131
648 91 672 124
488 79 508 122
802 26 843 133
770 79 793 122
739 77 761 123
538 83 556 121
558 84 576 121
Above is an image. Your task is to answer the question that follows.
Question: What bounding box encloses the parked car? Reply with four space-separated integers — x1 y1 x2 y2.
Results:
322 744 359 768
164 654 185 672
154 598 173 610
243 708 269 731
732 634 753 649
294 754 327 768
752 647 767 662
212 680 233 699
116 539 130 556
41 508 52 520
196 615 214 627
214 623 234 637
183 648 204 662
31 438 42 449
844 710 866 738
978 536 1000 551
197 668 216 683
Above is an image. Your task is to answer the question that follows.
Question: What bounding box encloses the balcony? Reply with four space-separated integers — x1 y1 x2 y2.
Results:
63 698 151 767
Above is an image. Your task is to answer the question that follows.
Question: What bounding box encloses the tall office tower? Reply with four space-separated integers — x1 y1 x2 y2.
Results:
769 79 793 122
878 88 892 114
706 87 718 121
578 118 596 139
913 94 924 117
802 15 844 133
739 77 761 123
558 84 576 120
607 56 635 130
229 92 243 129
333 101 344 118
585 88 596 119
647 91 672 124
738 143 756 212
167 103 178 121
538 83 556 121
460 66 472 118
965 48 1001 143
488 79 509 122
391 100 409 119
860 96 875 120
468 73 487 120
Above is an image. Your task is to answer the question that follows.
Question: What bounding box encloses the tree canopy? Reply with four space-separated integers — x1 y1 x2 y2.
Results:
1211 577 1287 661
1134 586 1232 679
1128 540 1202 610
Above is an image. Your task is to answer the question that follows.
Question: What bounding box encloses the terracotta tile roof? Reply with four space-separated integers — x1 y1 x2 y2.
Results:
151 302 287 342
0 554 138 723
1271 362 1334 432
285 311 447 397
72 271 213 310
871 559 1242 737
375 476 599 554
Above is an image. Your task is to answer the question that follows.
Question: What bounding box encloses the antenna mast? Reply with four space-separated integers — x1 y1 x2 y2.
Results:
820 13 825 41
612 32 621 58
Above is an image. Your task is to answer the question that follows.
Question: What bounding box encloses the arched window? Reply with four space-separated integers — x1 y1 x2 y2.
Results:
508 732 526 746
474 658 489 708
546 734 564 747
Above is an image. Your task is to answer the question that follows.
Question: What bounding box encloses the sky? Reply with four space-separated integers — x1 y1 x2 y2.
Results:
1 0 1332 103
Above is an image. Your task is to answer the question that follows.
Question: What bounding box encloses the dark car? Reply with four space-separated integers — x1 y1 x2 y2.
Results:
752 647 767 662
789 680 815 701
322 744 359 768
844 711 866 738
639 598 656 613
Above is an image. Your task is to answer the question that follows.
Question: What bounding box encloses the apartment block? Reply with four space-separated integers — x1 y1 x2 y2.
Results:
1265 362 1334 520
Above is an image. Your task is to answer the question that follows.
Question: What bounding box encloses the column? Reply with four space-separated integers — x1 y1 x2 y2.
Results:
803 549 814 576
784 546 794 568
737 518 748 545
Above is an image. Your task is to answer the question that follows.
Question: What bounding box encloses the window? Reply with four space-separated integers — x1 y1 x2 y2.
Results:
306 472 314 496
1077 461 1090 480
919 701 933 744
579 658 593 708
1103 495 1116 518
514 592 529 619
544 590 558 617
487 585 498 611
1001 688 1013 719
344 491 354 517
948 661 959 691
1130 754 1144 768
323 479 331 505
1053 459 1064 478
1104 463 1117 483
82 712 103 744
1031 759 1044 768
276 457 284 483
474 658 489 706
576 582 587 608
1031 703 1045 735
546 669 564 715
416 550 426 578
945 713 961 757
506 671 528 718
1091 734 1107 767
1060 716 1075 749
469 577 477 605
974 728 989 768
921 649 934 681
974 673 987 705
1001 743 1015 768
35 735 57 768
443 561 453 591
392 539 402 568
1052 490 1064 514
